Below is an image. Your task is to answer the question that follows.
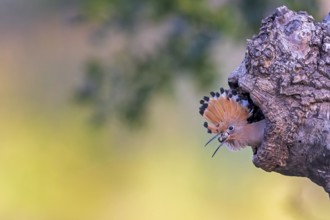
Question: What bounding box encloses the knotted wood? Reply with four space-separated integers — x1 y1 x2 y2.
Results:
228 6 330 195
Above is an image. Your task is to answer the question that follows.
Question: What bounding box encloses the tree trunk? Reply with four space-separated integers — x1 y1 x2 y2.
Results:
228 6 330 195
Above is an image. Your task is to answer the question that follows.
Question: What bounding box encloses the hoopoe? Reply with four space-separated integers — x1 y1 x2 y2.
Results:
199 88 266 157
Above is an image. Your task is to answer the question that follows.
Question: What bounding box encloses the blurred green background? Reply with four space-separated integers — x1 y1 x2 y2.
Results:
1 0 330 219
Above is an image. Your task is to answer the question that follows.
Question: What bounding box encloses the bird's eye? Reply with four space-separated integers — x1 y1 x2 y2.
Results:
228 125 234 131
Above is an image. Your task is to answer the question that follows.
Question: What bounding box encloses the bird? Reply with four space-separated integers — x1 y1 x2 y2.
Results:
199 88 266 157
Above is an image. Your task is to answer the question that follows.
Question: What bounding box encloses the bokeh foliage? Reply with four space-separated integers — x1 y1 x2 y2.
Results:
76 0 318 125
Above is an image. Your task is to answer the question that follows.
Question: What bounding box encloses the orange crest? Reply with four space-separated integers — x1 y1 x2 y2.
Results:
199 88 252 135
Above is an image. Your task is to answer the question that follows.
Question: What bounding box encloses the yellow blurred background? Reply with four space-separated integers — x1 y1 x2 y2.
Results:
0 0 329 220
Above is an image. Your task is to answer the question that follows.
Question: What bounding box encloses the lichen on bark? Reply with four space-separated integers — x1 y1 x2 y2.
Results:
228 6 330 195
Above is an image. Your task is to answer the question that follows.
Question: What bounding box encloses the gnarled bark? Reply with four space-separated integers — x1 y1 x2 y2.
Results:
228 6 330 195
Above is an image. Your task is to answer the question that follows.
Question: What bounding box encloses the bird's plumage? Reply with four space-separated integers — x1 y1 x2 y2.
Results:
199 88 265 155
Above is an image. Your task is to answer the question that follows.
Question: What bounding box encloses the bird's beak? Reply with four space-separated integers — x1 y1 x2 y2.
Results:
204 133 221 147
212 142 225 157
211 132 229 157
205 132 230 157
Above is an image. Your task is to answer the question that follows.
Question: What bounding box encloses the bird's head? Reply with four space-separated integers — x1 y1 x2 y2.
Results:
199 88 264 157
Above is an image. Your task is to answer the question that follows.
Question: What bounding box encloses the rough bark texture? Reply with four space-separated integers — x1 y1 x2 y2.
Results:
228 6 330 195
